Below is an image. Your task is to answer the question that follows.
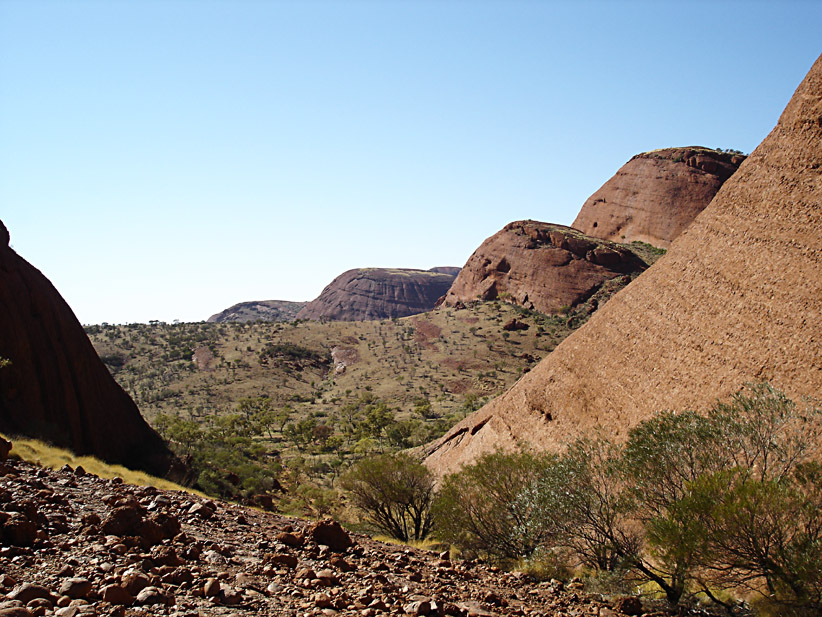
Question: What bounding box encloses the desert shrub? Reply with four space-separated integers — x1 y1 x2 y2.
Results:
554 437 635 573
685 385 822 613
618 410 729 604
436 384 821 612
433 450 566 565
340 452 435 542
559 384 822 610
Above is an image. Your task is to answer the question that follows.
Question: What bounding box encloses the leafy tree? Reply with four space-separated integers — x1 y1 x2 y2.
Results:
154 413 203 457
413 396 437 419
618 410 728 604
554 437 634 573
433 450 565 564
340 453 435 542
687 385 822 613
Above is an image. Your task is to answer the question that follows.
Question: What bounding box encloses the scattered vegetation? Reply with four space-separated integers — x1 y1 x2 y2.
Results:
344 384 820 614
86 303 565 509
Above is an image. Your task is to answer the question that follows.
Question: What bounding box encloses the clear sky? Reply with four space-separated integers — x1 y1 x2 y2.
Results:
1 0 820 324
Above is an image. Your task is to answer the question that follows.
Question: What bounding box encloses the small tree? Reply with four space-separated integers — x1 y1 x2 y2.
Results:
690 385 822 613
340 452 435 542
555 437 634 573
433 450 565 564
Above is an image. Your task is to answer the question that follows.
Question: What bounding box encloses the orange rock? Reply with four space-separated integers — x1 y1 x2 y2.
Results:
572 147 745 248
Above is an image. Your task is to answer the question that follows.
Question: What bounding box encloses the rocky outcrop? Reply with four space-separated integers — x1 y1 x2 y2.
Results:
296 268 457 322
207 300 306 323
0 220 175 476
572 147 746 248
440 221 648 315
424 54 822 478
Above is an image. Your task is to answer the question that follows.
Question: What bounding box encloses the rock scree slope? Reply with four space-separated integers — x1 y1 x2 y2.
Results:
0 455 658 617
0 220 176 477
424 54 822 478
296 268 457 322
572 147 746 248
441 221 648 315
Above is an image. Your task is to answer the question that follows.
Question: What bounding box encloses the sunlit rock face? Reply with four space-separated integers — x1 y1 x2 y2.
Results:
424 54 822 478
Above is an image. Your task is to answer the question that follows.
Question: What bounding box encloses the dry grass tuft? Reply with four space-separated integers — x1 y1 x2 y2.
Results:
2 433 202 495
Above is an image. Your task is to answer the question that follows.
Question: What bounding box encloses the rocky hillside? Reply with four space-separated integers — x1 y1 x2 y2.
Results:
0 220 175 477
572 147 746 248
207 300 306 323
424 54 822 478
0 454 657 617
440 221 650 315
297 268 457 322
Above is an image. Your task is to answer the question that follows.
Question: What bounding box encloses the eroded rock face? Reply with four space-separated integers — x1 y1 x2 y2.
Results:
441 221 647 315
0 221 175 476
296 268 457 322
424 54 822 478
572 147 746 248
207 300 307 323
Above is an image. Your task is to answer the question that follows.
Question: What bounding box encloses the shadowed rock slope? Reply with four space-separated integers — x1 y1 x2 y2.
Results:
296 268 457 322
207 300 307 323
424 54 822 478
0 220 175 476
572 147 746 248
441 221 648 315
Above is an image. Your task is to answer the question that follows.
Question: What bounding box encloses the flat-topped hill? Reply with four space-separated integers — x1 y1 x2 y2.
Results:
207 300 307 323
296 268 458 322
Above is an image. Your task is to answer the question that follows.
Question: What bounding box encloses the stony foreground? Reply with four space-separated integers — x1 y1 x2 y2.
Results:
0 458 670 617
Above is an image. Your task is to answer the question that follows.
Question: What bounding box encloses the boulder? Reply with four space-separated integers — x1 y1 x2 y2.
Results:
306 519 353 552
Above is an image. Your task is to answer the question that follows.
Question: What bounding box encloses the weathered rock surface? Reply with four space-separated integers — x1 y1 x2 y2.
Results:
440 221 648 315
0 457 664 616
0 221 175 476
297 268 458 322
572 147 746 248
424 54 822 478
207 299 307 323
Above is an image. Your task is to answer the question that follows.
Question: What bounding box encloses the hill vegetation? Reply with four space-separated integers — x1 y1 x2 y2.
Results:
86 302 566 508
86 239 662 510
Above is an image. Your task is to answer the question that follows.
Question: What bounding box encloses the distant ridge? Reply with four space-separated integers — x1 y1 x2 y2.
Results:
207 300 307 323
424 54 822 478
296 267 458 322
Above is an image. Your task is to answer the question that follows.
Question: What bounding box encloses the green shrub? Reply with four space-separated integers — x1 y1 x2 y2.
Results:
433 450 566 565
340 452 435 542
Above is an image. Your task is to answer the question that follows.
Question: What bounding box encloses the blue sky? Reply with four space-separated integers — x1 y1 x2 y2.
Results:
1 0 820 324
